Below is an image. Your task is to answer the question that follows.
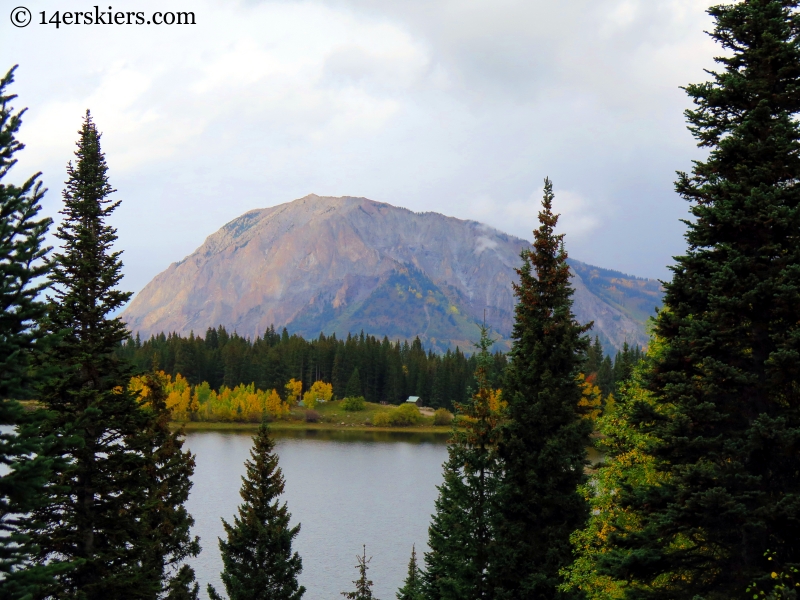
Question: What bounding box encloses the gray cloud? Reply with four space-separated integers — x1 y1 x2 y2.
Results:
2 0 716 298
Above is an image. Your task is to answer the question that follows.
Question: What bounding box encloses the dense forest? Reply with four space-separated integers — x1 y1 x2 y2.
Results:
116 326 640 412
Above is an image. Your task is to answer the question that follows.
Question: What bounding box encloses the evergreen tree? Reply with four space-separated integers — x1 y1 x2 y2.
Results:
342 545 377 600
397 546 423 600
208 420 304 600
584 336 604 376
29 111 152 598
165 565 200 600
492 178 592 599
135 372 201 598
595 355 613 398
611 342 641 391
0 65 57 599
345 367 362 398
423 325 504 600
0 66 51 401
599 2 800 597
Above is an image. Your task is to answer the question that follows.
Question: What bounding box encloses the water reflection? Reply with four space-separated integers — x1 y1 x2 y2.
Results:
269 427 451 445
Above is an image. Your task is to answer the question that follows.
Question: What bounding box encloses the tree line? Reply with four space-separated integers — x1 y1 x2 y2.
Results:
5 2 800 598
116 326 501 412
115 326 638 415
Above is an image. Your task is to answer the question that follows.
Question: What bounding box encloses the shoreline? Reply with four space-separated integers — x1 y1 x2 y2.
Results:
173 420 453 435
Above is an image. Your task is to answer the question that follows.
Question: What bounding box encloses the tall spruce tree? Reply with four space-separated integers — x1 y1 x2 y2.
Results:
30 111 153 598
423 325 504 600
0 65 56 599
599 2 800 597
208 420 304 600
134 372 201 599
492 178 592 599
397 546 423 600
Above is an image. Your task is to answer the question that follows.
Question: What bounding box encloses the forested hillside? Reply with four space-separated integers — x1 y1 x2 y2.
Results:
117 326 639 412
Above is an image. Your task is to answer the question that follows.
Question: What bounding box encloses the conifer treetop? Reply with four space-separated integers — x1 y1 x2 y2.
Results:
342 545 377 600
396 545 422 600
509 177 590 357
211 420 304 600
50 109 130 345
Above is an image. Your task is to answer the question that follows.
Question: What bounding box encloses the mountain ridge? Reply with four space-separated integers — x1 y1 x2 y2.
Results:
122 195 663 352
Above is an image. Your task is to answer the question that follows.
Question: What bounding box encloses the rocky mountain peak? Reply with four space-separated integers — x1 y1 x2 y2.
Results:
122 195 662 353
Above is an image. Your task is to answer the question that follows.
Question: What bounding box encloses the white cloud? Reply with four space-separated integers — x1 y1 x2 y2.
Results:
468 186 607 246
475 235 499 254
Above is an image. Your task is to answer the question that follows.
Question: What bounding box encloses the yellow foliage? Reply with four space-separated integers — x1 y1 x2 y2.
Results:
284 378 303 406
488 388 506 416
129 372 290 423
166 373 195 421
577 373 603 421
243 391 262 422
458 385 506 438
129 374 152 400
302 380 333 410
265 389 284 416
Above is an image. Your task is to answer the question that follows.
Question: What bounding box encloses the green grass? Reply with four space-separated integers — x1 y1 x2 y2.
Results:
311 399 417 425
17 398 450 434
178 400 453 434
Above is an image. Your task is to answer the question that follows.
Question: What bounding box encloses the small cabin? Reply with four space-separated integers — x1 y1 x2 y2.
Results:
406 396 422 407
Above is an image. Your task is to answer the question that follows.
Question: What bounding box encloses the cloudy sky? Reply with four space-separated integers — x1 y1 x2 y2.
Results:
3 0 717 295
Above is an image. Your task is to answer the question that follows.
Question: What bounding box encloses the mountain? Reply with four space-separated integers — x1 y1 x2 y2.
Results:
121 195 663 353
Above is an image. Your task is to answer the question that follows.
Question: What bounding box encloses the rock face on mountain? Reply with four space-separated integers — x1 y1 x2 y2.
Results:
122 195 663 352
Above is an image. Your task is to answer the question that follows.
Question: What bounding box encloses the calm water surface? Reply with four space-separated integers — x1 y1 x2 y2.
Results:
184 429 449 599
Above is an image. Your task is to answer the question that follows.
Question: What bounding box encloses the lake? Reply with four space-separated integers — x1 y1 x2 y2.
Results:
184 429 449 599
0 424 602 598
